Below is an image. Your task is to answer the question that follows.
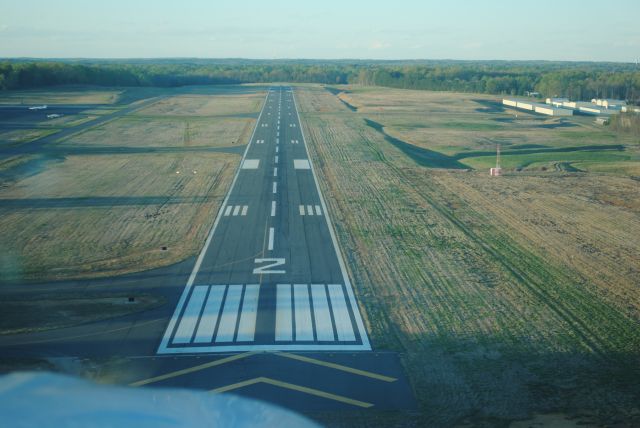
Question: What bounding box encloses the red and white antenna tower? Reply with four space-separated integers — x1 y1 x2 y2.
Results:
490 144 502 176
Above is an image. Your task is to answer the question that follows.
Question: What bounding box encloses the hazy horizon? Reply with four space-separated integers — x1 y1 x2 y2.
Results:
2 0 639 62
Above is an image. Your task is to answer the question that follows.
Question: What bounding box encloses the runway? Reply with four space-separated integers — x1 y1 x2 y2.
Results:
0 86 415 411
158 87 371 354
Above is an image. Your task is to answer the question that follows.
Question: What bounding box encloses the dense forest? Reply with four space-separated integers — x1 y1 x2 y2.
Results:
1 59 639 103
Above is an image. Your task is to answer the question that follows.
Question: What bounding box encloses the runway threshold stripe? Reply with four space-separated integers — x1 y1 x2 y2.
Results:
172 285 208 344
328 284 356 341
236 284 260 342
307 205 313 215
299 205 305 215
224 206 232 216
311 284 335 341
193 285 226 344
294 284 314 341
233 205 240 216
215 285 243 343
241 206 248 216
275 284 293 341
315 205 322 216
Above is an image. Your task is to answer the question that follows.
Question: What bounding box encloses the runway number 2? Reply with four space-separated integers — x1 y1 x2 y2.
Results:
253 258 286 274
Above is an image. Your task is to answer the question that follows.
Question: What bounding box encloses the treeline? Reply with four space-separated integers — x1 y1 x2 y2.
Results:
1 60 639 102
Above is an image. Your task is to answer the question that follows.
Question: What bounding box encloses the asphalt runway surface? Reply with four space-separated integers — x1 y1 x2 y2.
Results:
0 86 415 412
158 87 370 354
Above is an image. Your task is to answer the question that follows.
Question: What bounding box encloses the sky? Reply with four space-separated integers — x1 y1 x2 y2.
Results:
1 0 639 62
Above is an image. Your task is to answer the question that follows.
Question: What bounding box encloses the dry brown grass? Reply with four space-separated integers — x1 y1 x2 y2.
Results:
0 152 237 280
298 85 640 427
64 116 254 148
0 128 59 146
136 93 263 117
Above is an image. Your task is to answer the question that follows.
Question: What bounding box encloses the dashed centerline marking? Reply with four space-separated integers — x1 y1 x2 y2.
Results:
272 182 277 194
268 227 275 251
273 167 278 177
271 201 276 217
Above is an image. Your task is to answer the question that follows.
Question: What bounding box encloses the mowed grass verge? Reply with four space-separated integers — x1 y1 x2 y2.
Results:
298 85 640 427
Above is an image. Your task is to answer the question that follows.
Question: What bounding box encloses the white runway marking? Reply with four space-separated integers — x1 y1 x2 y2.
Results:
268 227 275 251
315 205 322 215
294 284 314 341
236 284 260 342
271 200 276 216
172 285 208 344
225 205 248 216
216 285 243 343
328 284 356 341
241 159 260 169
253 258 286 275
293 159 311 169
272 182 277 194
307 205 313 215
273 167 278 177
193 286 225 343
275 155 279 163
311 284 335 341
275 146 279 153
299 205 305 215
275 284 292 341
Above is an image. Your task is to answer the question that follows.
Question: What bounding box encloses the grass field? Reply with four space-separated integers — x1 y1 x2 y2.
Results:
0 86 264 282
63 116 254 148
135 93 263 117
0 88 123 105
298 85 640 427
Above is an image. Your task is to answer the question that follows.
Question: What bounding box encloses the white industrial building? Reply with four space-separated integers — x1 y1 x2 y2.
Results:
622 105 640 113
591 99 627 109
505 96 629 117
546 97 569 107
575 102 610 115
502 98 573 116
